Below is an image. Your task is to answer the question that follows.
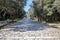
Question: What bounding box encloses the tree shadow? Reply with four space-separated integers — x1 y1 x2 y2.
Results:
6 22 51 32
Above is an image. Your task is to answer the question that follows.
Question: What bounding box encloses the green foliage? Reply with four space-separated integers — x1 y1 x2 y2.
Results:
28 0 60 22
0 0 27 20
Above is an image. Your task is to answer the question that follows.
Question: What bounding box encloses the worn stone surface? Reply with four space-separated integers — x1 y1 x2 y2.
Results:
0 21 7 26
0 18 60 40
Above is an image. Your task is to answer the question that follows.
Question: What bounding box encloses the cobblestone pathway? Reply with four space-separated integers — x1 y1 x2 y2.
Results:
0 18 60 40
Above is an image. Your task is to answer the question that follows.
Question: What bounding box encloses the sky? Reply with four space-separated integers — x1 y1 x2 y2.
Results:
24 0 33 12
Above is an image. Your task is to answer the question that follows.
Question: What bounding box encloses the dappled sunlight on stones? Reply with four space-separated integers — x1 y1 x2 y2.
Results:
0 18 60 40
0 29 60 40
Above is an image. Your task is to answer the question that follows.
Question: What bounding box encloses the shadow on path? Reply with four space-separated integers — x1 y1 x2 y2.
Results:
5 18 51 32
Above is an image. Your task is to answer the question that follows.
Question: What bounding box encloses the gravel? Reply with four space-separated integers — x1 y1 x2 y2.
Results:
0 18 60 40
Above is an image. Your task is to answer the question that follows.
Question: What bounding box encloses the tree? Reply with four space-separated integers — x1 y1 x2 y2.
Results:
29 0 60 22
31 0 44 21
0 0 27 20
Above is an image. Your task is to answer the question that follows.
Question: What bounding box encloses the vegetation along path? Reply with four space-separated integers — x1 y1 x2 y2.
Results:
0 18 60 40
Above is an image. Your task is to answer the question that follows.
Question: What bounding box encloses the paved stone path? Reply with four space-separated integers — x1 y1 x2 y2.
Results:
0 18 60 40
0 21 7 27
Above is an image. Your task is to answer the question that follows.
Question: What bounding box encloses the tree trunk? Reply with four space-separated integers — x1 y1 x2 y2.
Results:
38 17 40 22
